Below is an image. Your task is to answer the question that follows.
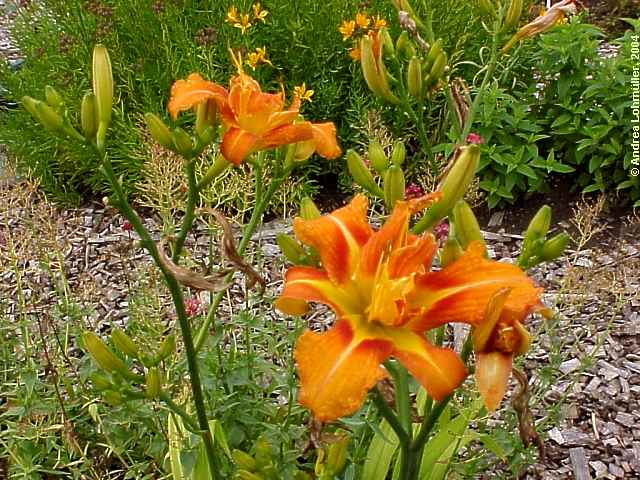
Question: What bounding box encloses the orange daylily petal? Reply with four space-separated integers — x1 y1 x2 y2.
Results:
275 266 363 316
472 287 511 353
294 195 372 284
295 319 392 422
387 235 437 279
168 73 229 120
475 351 513 410
262 122 314 149
310 123 342 159
408 242 542 332
220 127 259 165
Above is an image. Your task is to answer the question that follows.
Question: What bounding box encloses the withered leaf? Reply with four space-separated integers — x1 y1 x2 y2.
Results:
157 240 231 291
512 367 546 461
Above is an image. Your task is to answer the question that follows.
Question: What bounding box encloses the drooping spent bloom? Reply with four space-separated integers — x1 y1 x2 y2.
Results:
167 57 341 164
276 194 543 421
502 0 577 53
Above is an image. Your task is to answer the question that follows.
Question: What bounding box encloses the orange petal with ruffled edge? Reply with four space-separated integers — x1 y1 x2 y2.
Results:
387 235 437 279
275 266 363 316
262 123 314 149
310 123 342 159
475 351 513 410
228 74 284 134
168 73 229 120
295 319 392 422
385 328 467 401
407 242 542 332
220 127 259 165
293 195 372 284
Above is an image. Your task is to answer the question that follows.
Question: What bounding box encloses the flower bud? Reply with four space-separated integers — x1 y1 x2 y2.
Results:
22 96 44 123
144 113 173 149
390 141 406 166
232 450 257 471
35 101 64 132
89 372 114 391
423 39 443 72
111 328 140 359
326 435 350 476
156 335 176 363
407 56 423 99
82 332 129 376
276 234 307 265
452 200 485 250
300 197 321 220
172 127 194 158
478 0 497 16
195 100 217 138
502 0 523 33
414 145 480 233
81 93 98 139
396 31 415 60
44 85 63 109
379 28 395 59
92 44 113 125
540 232 570 262
347 149 383 197
383 164 405 210
368 140 388 174
425 52 446 90
525 205 551 240
145 367 162 399
440 235 464 267
254 435 273 469
361 33 400 104
199 154 231 189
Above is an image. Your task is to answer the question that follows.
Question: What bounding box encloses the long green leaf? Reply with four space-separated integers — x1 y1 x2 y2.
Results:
362 419 399 480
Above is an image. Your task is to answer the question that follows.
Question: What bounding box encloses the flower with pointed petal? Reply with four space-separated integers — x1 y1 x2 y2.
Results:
338 20 356 41
355 12 371 30
252 2 269 23
276 194 543 421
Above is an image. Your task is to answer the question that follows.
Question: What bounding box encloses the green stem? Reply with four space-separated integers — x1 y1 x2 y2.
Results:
386 361 411 433
371 387 410 447
159 392 200 433
172 159 199 262
100 157 220 480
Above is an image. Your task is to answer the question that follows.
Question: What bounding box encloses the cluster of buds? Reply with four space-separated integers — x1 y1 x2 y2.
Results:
232 436 311 479
276 198 321 269
517 205 570 269
346 140 410 210
82 329 176 405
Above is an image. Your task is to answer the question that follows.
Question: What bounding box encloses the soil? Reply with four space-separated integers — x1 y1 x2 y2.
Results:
582 0 640 36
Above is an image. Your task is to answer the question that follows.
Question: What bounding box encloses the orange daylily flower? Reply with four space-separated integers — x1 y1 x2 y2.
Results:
276 195 543 421
168 66 341 165
502 0 577 53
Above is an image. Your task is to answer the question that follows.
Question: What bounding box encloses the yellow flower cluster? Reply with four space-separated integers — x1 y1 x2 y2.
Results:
337 12 387 61
293 83 314 103
226 3 269 35
246 47 272 70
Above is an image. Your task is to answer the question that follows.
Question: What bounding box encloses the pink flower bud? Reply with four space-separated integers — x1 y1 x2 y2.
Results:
184 297 203 317
466 133 484 145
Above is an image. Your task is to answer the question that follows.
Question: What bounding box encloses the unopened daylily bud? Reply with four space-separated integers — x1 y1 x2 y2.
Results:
384 164 405 210
172 127 194 158
518 205 552 268
300 197 321 220
414 145 480 233
92 44 113 125
22 96 44 123
195 100 217 138
82 332 130 377
89 372 113 391
368 140 389 173
196 125 215 148
347 149 383 196
155 335 176 363
145 367 161 399
380 28 395 58
232 450 257 471
144 113 173 149
35 101 64 132
326 436 350 475
540 232 570 262
390 141 406 166
440 235 464 267
81 93 98 139
452 201 486 250
423 39 443 73
276 234 307 265
111 328 140 359
502 0 523 32
396 31 415 60
44 85 63 109
425 52 446 90
525 205 551 240
254 436 273 469
478 0 497 17
407 56 423 99
361 33 400 104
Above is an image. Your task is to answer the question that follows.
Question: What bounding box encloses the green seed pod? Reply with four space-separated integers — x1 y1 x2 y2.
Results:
407 56 423 99
82 332 129 376
390 141 406 167
156 335 176 363
144 113 173 149
383 165 405 210
540 232 570 262
172 127 194 158
452 200 486 250
414 145 480 233
145 367 161 399
81 93 98 139
299 197 322 220
368 140 389 174
232 450 257 472
502 0 523 33
92 44 113 125
44 85 63 109
478 0 497 17
111 328 140 359
347 149 383 197
35 101 64 132
440 235 464 267
276 234 307 265
89 372 113 391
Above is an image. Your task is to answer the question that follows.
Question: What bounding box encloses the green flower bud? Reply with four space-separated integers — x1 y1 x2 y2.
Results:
276 234 307 265
81 93 98 139
396 32 415 60
425 53 446 90
92 44 113 125
145 367 161 399
407 56 423 99
172 127 194 158
423 39 443 73
383 164 405 210
478 0 497 17
379 28 395 59
232 450 257 472
414 145 480 233
347 149 383 197
103 390 124 406
35 101 64 132
21 96 44 123
254 436 272 470
111 328 140 359
300 197 321 220
144 113 174 150
368 140 389 174
452 200 485 250
502 0 523 33
82 332 140 381
44 85 63 109
326 435 350 476
440 235 464 267
361 33 400 104
156 335 176 363
525 205 552 240
540 232 570 262
390 141 406 167
234 471 262 480
195 100 217 138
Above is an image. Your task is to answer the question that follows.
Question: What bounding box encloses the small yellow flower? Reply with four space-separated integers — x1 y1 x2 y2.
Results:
355 12 370 30
294 83 314 103
348 46 361 61
246 47 273 70
226 5 239 24
234 13 252 34
372 15 387 30
338 20 356 41
252 2 269 23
